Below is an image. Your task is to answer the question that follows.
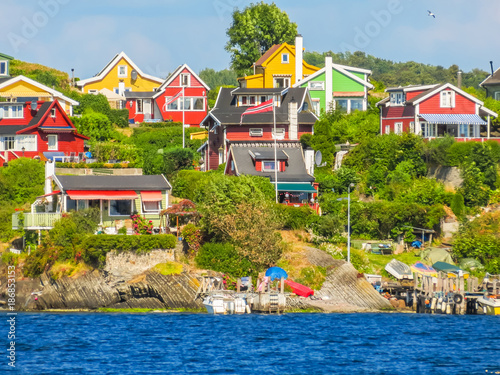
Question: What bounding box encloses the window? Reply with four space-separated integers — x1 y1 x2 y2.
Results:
241 96 248 106
409 122 415 134
249 128 263 137
88 89 98 95
0 61 7 76
390 92 404 105
109 200 132 216
263 161 279 172
180 73 190 87
47 135 58 150
385 125 390 134
421 122 436 138
0 105 24 119
16 135 37 151
308 81 325 90
440 91 455 108
193 98 204 110
312 99 321 115
260 96 267 104
281 53 289 63
495 92 500 100
142 200 161 214
136 100 143 113
272 128 285 140
118 65 127 77
3 136 15 150
274 77 290 88
166 98 179 110
335 99 348 112
350 99 363 112
181 97 191 110
459 124 469 137
50 108 56 118
249 96 256 105
395 122 403 135
66 197 77 212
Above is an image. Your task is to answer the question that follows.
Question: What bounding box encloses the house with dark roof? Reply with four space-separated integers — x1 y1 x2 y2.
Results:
0 100 88 165
376 83 498 140
12 168 172 233
125 63 209 125
479 65 500 100
200 86 317 171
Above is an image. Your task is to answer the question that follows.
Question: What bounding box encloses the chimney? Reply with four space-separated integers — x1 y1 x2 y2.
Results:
490 61 494 76
457 70 462 89
45 160 55 196
325 53 333 111
295 34 303 85
288 98 298 140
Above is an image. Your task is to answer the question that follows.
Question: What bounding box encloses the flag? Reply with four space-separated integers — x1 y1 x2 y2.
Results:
240 99 274 125
165 90 183 106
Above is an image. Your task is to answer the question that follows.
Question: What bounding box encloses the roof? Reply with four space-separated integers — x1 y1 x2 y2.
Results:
76 51 164 87
125 91 156 99
155 63 210 95
255 44 282 66
28 102 52 126
203 87 317 126
405 84 444 104
231 88 286 95
228 141 314 183
480 67 500 87
54 175 172 191
292 63 374 90
0 53 14 60
0 125 29 134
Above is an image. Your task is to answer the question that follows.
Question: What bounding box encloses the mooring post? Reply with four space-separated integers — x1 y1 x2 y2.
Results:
280 277 284 294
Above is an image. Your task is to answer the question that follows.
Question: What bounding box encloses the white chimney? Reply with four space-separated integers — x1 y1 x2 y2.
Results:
45 161 55 196
295 34 303 85
288 100 298 140
325 53 333 111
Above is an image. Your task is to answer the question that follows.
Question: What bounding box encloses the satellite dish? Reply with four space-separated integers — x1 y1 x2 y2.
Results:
30 101 38 111
315 150 322 166
131 70 138 81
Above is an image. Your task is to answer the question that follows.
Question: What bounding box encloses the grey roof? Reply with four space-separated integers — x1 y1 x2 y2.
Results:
481 69 500 86
232 88 285 95
229 141 314 183
406 84 445 104
204 87 317 126
124 91 156 99
0 125 29 134
56 175 171 191
0 77 12 84
28 102 52 126
250 149 288 160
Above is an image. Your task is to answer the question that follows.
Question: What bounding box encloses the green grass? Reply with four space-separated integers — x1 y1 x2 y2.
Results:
365 249 421 277
152 261 183 275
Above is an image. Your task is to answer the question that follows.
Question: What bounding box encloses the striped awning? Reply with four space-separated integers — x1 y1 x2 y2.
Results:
420 114 487 125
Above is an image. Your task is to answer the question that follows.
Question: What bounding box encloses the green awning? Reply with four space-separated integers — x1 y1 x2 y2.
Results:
276 183 317 193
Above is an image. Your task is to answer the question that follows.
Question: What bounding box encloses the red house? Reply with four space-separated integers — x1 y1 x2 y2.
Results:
377 83 498 140
0 100 88 164
200 87 317 171
125 64 209 126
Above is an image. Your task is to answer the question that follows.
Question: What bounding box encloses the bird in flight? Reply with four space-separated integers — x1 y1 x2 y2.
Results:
428 10 436 18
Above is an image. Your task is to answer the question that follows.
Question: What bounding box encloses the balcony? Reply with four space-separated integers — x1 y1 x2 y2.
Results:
12 212 62 230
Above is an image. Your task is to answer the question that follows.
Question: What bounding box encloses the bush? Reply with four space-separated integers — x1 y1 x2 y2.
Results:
181 224 202 254
195 242 258 277
276 204 316 230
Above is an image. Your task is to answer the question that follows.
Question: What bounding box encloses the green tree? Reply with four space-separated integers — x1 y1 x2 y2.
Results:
199 68 237 90
74 112 116 142
225 2 298 76
0 158 44 204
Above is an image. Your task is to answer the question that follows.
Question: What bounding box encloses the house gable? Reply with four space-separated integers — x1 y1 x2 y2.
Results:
0 53 13 77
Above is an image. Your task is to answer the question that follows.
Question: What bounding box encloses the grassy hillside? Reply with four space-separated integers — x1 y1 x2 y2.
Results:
9 59 71 91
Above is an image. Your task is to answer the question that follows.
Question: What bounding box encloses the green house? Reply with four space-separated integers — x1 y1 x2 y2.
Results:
12 174 172 234
293 55 373 115
0 52 14 77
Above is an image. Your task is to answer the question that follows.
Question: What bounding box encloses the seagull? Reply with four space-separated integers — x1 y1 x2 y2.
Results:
428 10 436 18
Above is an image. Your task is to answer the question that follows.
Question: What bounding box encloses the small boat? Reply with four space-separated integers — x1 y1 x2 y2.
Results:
477 295 500 316
411 261 437 277
385 259 414 281
284 279 314 297
202 294 249 315
432 261 469 279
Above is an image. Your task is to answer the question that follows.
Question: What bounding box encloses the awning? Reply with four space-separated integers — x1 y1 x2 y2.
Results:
140 191 162 202
420 114 487 125
276 183 317 193
66 190 138 200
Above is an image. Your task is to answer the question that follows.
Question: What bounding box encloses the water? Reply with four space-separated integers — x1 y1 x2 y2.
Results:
1 312 500 374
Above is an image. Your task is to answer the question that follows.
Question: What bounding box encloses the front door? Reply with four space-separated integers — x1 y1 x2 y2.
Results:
144 99 152 120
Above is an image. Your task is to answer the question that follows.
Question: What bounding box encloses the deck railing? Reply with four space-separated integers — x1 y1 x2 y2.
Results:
12 212 62 230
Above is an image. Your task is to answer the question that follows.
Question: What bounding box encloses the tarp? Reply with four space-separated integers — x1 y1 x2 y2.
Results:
432 261 469 278
265 266 288 281
411 261 437 277
420 248 454 265
459 258 484 271
285 279 314 297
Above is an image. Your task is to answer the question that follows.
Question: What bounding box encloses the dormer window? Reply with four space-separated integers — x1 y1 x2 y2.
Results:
281 53 289 63
249 96 256 105
118 65 127 78
181 73 190 87
0 61 7 76
390 92 404 105
240 96 248 106
440 90 455 108
50 108 56 118
262 160 279 172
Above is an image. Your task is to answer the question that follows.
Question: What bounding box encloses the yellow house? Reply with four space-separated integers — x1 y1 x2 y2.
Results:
76 51 164 96
238 35 319 89
0 75 79 115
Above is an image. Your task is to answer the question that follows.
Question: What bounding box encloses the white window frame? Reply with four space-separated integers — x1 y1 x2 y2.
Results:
16 135 37 152
118 65 127 78
240 96 248 106
262 160 279 172
142 200 162 214
249 128 263 137
3 136 15 151
409 122 415 134
390 92 404 106
312 99 321 116
272 127 285 140
47 135 58 151
0 61 8 76
273 77 291 88
385 125 391 134
495 92 500 100
88 89 98 95
0 104 24 119
440 91 455 108
50 108 56 118
395 122 403 135
109 200 133 216
281 53 289 63
249 96 256 105
180 73 190 87
421 122 436 138
136 99 143 114
308 81 325 91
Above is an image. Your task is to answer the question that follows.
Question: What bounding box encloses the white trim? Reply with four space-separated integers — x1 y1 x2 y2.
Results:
155 63 210 95
117 65 128 78
292 63 374 90
281 53 289 64
47 134 58 151
410 83 484 106
249 128 263 137
141 200 162 215
108 199 133 217
76 51 164 87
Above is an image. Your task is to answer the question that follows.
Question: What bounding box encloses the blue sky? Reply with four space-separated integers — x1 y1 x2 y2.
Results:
1 0 499 80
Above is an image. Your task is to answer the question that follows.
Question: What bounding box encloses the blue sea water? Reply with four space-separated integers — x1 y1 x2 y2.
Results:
1 312 499 374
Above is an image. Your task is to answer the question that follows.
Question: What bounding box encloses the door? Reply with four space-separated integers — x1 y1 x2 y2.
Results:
143 99 152 120
118 82 125 96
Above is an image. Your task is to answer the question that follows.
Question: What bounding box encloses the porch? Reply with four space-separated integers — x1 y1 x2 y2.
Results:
419 113 499 141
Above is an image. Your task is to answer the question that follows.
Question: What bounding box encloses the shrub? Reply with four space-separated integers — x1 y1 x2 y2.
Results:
276 204 316 230
181 224 202 254
131 214 153 235
195 242 258 277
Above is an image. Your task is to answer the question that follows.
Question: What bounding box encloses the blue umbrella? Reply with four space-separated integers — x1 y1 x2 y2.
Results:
265 267 288 281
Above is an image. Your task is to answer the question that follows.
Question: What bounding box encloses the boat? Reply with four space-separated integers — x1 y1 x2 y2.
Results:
284 279 314 297
202 293 250 315
411 261 437 277
385 259 414 281
432 261 469 279
477 295 500 316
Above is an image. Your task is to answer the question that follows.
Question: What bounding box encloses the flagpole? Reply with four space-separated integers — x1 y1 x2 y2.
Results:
273 95 278 204
182 86 185 149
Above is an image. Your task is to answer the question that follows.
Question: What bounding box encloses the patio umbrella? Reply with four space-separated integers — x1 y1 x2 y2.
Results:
265 267 288 281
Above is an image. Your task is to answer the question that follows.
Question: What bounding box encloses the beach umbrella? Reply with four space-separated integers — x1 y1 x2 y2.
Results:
265 267 288 281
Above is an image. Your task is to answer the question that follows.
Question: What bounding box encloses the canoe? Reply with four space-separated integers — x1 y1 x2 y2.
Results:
385 259 413 280
432 261 469 279
411 261 437 277
284 279 314 297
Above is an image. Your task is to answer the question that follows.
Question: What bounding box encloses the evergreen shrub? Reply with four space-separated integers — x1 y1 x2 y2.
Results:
195 242 257 277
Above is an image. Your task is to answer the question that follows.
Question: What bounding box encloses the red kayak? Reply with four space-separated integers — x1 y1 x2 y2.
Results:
284 279 314 297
